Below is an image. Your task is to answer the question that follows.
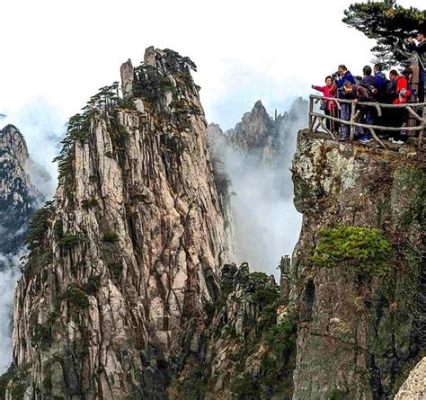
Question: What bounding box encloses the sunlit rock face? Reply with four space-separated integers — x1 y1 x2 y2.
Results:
291 130 425 400
394 357 426 400
0 124 47 268
7 48 234 399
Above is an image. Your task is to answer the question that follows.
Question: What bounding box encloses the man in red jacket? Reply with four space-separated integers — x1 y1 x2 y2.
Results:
388 70 411 144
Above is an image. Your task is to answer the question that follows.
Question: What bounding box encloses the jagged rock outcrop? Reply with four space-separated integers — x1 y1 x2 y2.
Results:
0 125 47 268
228 100 276 157
120 59 134 98
208 98 308 165
170 263 297 400
5 48 234 399
290 130 425 399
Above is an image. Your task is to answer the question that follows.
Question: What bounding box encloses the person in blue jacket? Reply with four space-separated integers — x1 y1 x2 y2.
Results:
335 65 356 88
373 63 387 94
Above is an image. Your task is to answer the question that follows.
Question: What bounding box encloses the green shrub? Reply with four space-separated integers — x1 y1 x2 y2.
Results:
0 365 15 398
53 219 63 240
25 202 55 251
231 372 258 399
32 323 52 349
24 250 53 278
311 225 392 276
1 364 29 399
82 198 98 209
248 271 269 284
265 316 297 356
103 232 119 243
64 286 90 310
108 262 123 280
330 389 350 400
84 275 101 295
59 233 79 249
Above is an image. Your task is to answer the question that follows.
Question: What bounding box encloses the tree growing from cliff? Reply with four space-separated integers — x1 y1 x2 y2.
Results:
343 0 426 68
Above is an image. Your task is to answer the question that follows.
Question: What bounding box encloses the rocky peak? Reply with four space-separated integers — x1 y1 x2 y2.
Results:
6 47 234 399
0 125 46 267
0 125 29 167
229 100 274 151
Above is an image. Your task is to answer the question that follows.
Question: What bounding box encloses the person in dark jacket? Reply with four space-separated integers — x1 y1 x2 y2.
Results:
404 26 426 102
358 65 377 142
335 65 356 88
373 63 387 95
373 63 393 138
337 81 369 141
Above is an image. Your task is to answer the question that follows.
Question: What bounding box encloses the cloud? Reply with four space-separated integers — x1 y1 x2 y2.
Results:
209 99 307 277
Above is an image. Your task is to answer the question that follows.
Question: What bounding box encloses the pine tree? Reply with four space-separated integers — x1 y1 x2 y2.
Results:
343 0 425 68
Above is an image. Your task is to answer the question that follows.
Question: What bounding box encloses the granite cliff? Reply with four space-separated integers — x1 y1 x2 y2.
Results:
291 131 425 399
4 48 234 399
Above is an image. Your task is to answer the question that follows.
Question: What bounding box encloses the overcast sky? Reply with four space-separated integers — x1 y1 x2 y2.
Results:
0 0 423 175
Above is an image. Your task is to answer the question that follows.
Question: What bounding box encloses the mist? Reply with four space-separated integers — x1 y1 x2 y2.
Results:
0 254 23 373
209 98 308 277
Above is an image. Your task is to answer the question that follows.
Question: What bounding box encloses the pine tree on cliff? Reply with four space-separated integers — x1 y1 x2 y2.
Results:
343 0 425 68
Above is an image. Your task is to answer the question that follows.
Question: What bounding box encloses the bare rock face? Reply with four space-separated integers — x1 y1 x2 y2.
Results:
290 130 425 399
6 48 234 399
119 59 134 98
0 125 46 267
229 100 275 153
394 357 426 399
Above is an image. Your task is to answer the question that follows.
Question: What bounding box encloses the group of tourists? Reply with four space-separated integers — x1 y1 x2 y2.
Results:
311 28 425 145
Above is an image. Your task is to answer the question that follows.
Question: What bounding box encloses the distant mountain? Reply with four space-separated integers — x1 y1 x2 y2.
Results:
0 124 49 269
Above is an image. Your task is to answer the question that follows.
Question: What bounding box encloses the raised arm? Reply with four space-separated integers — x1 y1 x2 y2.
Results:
312 85 326 94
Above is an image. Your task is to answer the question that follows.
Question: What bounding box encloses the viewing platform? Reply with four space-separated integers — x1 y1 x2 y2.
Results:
309 94 426 150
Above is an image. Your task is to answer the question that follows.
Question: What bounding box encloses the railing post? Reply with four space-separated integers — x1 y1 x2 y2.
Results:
309 96 314 132
349 101 355 142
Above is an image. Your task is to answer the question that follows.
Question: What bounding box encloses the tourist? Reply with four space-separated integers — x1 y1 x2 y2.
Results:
337 81 369 141
357 65 377 143
405 26 426 102
387 69 411 144
373 63 387 100
311 76 338 132
335 65 356 88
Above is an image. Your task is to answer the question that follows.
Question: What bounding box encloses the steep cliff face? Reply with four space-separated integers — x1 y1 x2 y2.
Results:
6 48 234 399
0 125 46 267
291 130 425 399
169 262 297 400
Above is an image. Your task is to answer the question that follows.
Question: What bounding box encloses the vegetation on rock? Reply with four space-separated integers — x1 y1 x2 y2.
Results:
311 225 392 276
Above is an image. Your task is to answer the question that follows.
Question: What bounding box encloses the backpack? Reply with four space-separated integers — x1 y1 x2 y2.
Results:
383 79 398 102
358 83 375 100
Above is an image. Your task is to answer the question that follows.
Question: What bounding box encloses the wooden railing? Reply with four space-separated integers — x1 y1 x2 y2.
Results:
309 94 425 149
